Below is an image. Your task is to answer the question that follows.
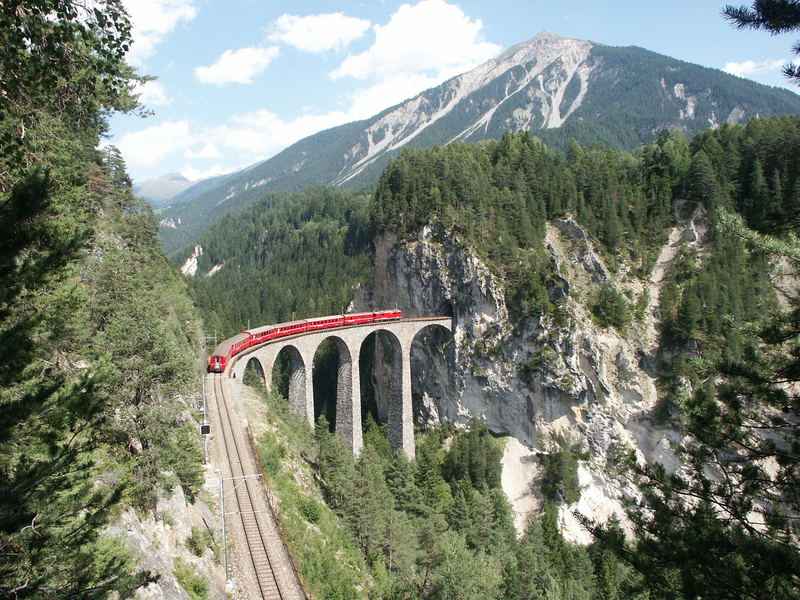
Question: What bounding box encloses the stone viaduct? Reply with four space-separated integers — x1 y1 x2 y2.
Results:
228 317 452 459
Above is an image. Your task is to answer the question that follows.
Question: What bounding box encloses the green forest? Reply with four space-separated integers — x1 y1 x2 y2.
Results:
183 186 374 339
3 0 800 599
253 388 644 600
0 2 204 596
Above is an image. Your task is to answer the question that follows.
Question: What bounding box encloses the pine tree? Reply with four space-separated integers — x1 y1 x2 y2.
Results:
351 445 394 557
426 531 503 600
386 451 426 517
723 1 800 84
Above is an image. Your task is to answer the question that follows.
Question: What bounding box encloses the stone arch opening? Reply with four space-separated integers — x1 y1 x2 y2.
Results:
410 324 455 428
359 329 404 452
270 345 306 416
313 335 361 452
242 356 266 389
312 337 349 430
358 331 381 425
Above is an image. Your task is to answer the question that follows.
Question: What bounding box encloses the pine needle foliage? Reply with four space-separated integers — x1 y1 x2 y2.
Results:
723 1 800 84
0 3 204 596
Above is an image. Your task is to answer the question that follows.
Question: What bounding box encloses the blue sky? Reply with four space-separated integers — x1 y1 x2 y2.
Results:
109 0 800 184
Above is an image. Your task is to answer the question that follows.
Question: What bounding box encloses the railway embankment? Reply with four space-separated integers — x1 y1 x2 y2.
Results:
208 374 306 600
238 382 373 599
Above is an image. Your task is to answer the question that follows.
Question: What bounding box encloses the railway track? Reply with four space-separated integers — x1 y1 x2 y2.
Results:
209 373 289 600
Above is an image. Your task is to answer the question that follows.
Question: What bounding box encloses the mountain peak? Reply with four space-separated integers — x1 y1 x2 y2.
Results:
135 172 193 207
498 30 588 61
159 34 800 253
161 172 190 183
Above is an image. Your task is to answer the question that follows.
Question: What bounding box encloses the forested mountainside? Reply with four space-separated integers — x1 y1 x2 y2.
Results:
158 31 800 255
365 118 800 598
188 116 798 341
187 116 800 599
371 117 794 333
0 4 206 596
181 186 374 338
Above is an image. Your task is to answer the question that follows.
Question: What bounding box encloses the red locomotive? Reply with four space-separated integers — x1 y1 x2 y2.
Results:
207 310 403 373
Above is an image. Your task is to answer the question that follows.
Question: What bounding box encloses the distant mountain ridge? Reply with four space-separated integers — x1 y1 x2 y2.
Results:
134 172 193 207
159 31 800 253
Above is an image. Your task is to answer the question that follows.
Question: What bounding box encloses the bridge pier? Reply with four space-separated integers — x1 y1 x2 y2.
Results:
229 317 452 460
384 339 414 458
334 343 363 455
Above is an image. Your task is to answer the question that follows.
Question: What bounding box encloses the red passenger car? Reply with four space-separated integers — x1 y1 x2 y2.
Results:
207 310 403 373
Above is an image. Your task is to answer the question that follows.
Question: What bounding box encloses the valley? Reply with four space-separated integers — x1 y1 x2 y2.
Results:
157 31 800 255
2 2 800 599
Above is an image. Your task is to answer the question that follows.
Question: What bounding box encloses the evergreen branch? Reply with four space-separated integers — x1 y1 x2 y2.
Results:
718 209 800 264
723 1 800 33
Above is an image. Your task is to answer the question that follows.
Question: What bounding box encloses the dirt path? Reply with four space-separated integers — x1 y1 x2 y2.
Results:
642 201 704 353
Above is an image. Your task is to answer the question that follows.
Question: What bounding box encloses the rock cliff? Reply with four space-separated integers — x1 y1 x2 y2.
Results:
361 208 709 538
109 482 227 599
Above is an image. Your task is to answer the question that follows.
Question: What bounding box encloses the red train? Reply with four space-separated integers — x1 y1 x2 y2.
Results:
207 310 403 373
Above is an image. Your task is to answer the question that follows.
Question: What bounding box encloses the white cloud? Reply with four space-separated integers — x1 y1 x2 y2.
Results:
209 108 351 156
124 0 198 66
331 0 500 81
180 164 236 182
133 80 171 106
118 109 353 176
185 143 222 159
268 13 371 53
194 46 281 85
724 58 786 78
116 121 196 168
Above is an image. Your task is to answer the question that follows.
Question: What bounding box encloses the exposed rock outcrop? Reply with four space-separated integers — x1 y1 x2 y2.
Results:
108 480 227 599
360 213 708 537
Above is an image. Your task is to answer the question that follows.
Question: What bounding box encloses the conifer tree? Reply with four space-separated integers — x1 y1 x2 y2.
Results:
723 1 800 84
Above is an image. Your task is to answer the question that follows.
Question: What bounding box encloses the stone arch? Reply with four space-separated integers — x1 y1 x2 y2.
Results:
410 323 455 426
364 329 409 456
358 331 383 424
225 316 452 459
242 356 266 388
313 335 361 452
411 322 454 348
270 344 307 418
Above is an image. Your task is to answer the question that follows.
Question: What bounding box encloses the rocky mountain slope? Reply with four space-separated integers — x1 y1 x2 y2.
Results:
134 172 193 207
356 203 707 536
159 31 800 253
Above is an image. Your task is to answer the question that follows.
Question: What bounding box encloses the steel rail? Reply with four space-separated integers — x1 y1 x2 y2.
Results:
211 374 283 599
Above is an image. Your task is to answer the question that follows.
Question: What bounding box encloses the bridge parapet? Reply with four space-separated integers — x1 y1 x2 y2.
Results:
228 317 452 459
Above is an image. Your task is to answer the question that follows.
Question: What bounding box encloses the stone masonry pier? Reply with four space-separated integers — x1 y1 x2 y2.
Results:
228 317 452 459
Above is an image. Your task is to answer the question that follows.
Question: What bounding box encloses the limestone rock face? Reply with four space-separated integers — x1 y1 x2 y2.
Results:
108 482 227 599
360 217 702 537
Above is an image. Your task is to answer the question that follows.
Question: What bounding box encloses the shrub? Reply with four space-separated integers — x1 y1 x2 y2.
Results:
173 558 209 600
591 284 630 329
297 496 321 524
186 526 215 558
257 434 287 477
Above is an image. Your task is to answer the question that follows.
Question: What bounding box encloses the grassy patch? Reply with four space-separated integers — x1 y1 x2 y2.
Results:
252 387 369 600
173 557 209 600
